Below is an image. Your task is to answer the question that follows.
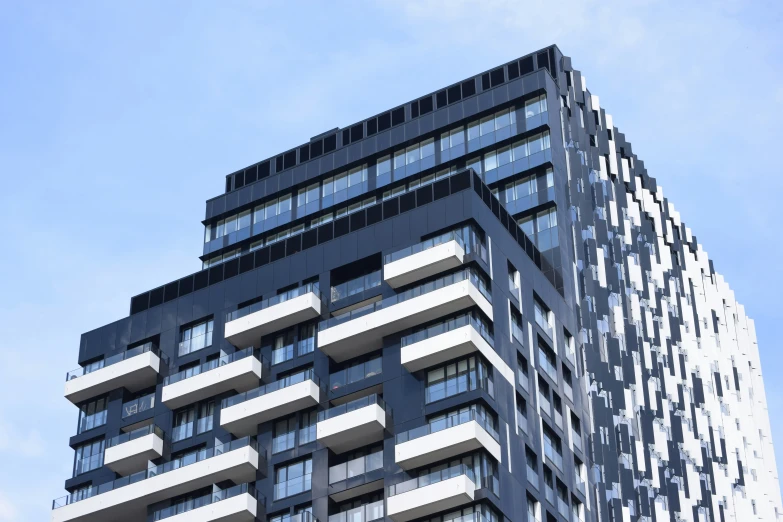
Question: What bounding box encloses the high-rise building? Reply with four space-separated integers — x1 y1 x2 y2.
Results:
52 45 781 522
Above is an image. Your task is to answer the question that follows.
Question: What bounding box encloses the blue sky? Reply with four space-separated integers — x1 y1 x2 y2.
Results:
0 1 781 520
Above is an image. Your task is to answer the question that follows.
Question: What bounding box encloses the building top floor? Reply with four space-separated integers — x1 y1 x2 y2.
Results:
205 46 563 222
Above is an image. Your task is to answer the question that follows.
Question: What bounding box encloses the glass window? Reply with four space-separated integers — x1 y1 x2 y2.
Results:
512 139 528 160
334 173 348 192
348 166 366 186
74 439 104 476
420 138 435 158
377 155 391 177
525 95 547 118
393 150 406 170
299 410 317 445
497 146 512 166
425 355 492 403
273 417 296 454
467 121 480 141
275 458 313 499
237 210 251 230
279 195 292 213
480 115 495 136
467 156 482 175
406 144 420 164
484 151 498 172
172 406 195 441
180 319 213 356
323 176 334 197
196 401 214 434
78 397 108 433
495 109 511 129
224 215 237 235
383 185 406 201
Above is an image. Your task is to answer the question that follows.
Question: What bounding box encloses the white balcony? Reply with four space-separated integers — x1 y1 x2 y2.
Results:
402 317 497 373
395 417 501 470
225 286 321 348
221 370 321 437
162 349 262 410
64 349 160 405
104 425 164 476
384 239 465 288
317 395 387 454
159 490 259 522
319 270 493 363
387 467 476 522
51 439 259 522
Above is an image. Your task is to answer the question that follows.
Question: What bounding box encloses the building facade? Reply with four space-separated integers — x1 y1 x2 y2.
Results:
52 45 781 522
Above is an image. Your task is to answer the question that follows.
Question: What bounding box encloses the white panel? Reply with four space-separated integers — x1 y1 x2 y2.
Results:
162 356 262 409
64 352 160 405
395 420 502 469
104 433 164 476
317 404 386 454
160 493 257 522
384 240 465 288
224 292 321 347
387 475 475 522
220 380 320 437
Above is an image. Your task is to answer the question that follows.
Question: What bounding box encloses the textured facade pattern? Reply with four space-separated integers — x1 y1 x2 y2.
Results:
51 45 781 522
559 61 782 522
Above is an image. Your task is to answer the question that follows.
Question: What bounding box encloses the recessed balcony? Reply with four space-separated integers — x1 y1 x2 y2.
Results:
104 424 164 476
220 369 321 437
384 231 466 288
151 483 264 522
386 465 476 522
318 269 493 363
64 344 161 405
317 394 388 454
161 348 264 410
395 412 501 469
400 313 495 373
225 284 322 347
51 437 261 522
328 450 384 502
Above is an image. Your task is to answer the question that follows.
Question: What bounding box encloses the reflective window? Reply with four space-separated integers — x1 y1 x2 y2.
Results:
78 397 107 433
274 458 313 499
524 95 547 118
74 439 104 476
179 319 214 356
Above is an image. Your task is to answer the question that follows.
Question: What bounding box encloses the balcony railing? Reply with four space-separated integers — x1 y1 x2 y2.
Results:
384 229 467 264
512 322 524 344
557 498 570 519
274 473 312 500
151 483 264 521
572 430 582 451
328 500 384 522
164 348 259 385
331 270 381 302
396 409 499 444
122 393 155 419
318 394 388 422
425 367 493 404
526 465 538 489
66 343 160 381
319 268 491 331
329 451 383 484
272 338 314 365
400 311 494 348
226 283 321 323
221 369 320 409
518 368 529 392
178 331 213 357
539 350 558 382
52 437 257 510
574 472 585 495
106 424 164 449
329 356 381 391
544 438 563 470
388 464 475 496
534 307 553 339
